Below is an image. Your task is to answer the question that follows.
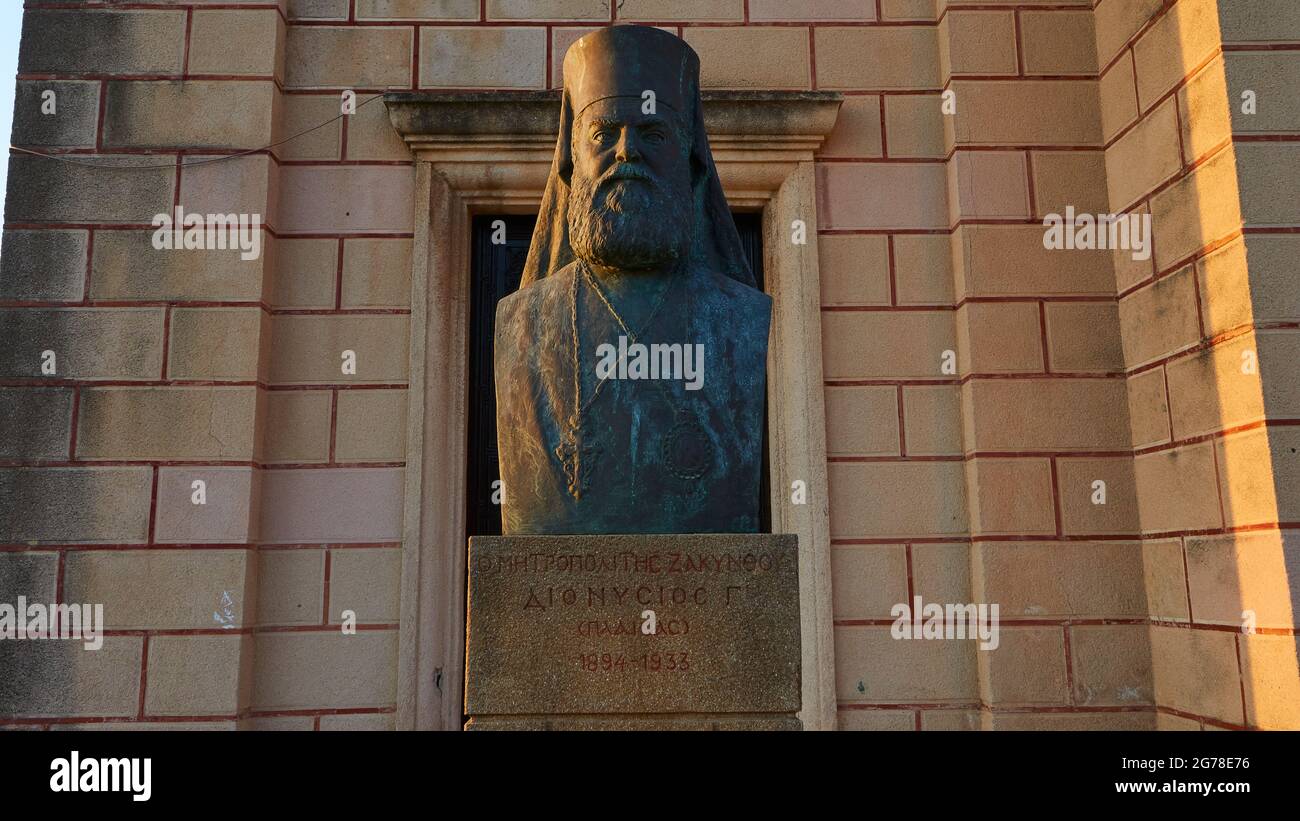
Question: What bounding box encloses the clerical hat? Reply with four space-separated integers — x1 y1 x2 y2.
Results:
562 25 696 117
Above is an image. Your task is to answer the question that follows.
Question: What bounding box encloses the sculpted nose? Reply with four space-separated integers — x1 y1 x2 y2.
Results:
614 128 641 163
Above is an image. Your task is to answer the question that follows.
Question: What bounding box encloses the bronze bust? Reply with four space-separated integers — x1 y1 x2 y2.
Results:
494 26 771 535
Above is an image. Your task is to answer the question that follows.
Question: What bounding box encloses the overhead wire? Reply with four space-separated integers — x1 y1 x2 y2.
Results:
7 91 389 169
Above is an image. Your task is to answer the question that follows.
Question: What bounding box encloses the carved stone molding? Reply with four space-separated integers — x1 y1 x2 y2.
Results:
387 90 843 731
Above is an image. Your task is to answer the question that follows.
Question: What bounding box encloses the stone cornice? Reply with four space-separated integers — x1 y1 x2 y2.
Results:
384 90 843 200
384 90 844 156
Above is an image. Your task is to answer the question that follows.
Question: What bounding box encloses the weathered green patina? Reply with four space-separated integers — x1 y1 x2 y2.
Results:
494 26 771 535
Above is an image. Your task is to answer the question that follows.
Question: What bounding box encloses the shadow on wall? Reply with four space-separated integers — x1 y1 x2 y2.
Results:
1114 0 1298 730
1214 11 1300 729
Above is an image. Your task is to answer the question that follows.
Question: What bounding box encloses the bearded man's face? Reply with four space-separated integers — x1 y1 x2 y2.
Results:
567 97 694 272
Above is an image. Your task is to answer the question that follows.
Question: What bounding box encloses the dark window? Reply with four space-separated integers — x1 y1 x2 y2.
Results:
467 216 534 537
467 212 768 536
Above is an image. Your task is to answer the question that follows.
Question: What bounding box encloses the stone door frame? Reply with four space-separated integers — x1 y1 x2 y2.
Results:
386 90 843 731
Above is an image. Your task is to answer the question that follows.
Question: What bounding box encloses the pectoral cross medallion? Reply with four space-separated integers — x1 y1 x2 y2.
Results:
555 422 602 500
662 409 714 481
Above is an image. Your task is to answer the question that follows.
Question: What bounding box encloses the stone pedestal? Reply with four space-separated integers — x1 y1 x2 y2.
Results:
464 533 801 730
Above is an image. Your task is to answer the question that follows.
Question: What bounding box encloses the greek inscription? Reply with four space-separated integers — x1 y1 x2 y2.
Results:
476 548 783 576
575 617 689 637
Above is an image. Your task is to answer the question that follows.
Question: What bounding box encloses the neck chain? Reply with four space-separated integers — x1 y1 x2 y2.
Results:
570 261 679 424
556 261 682 498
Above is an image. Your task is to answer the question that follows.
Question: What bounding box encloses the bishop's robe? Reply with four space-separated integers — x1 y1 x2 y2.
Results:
493 262 771 535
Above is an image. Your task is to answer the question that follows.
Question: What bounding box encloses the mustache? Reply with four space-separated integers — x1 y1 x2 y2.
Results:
596 163 658 187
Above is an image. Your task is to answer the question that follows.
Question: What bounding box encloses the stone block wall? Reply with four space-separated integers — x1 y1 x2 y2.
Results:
1 0 1295 730
1093 0 1300 730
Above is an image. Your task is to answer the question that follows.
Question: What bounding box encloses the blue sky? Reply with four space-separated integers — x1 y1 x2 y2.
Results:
1 4 22 244
0 4 20 175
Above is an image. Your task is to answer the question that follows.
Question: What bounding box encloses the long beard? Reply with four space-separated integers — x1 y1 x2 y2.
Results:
568 164 693 271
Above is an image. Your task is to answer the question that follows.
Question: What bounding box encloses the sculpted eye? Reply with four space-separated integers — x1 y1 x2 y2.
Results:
592 129 614 143
643 131 665 145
